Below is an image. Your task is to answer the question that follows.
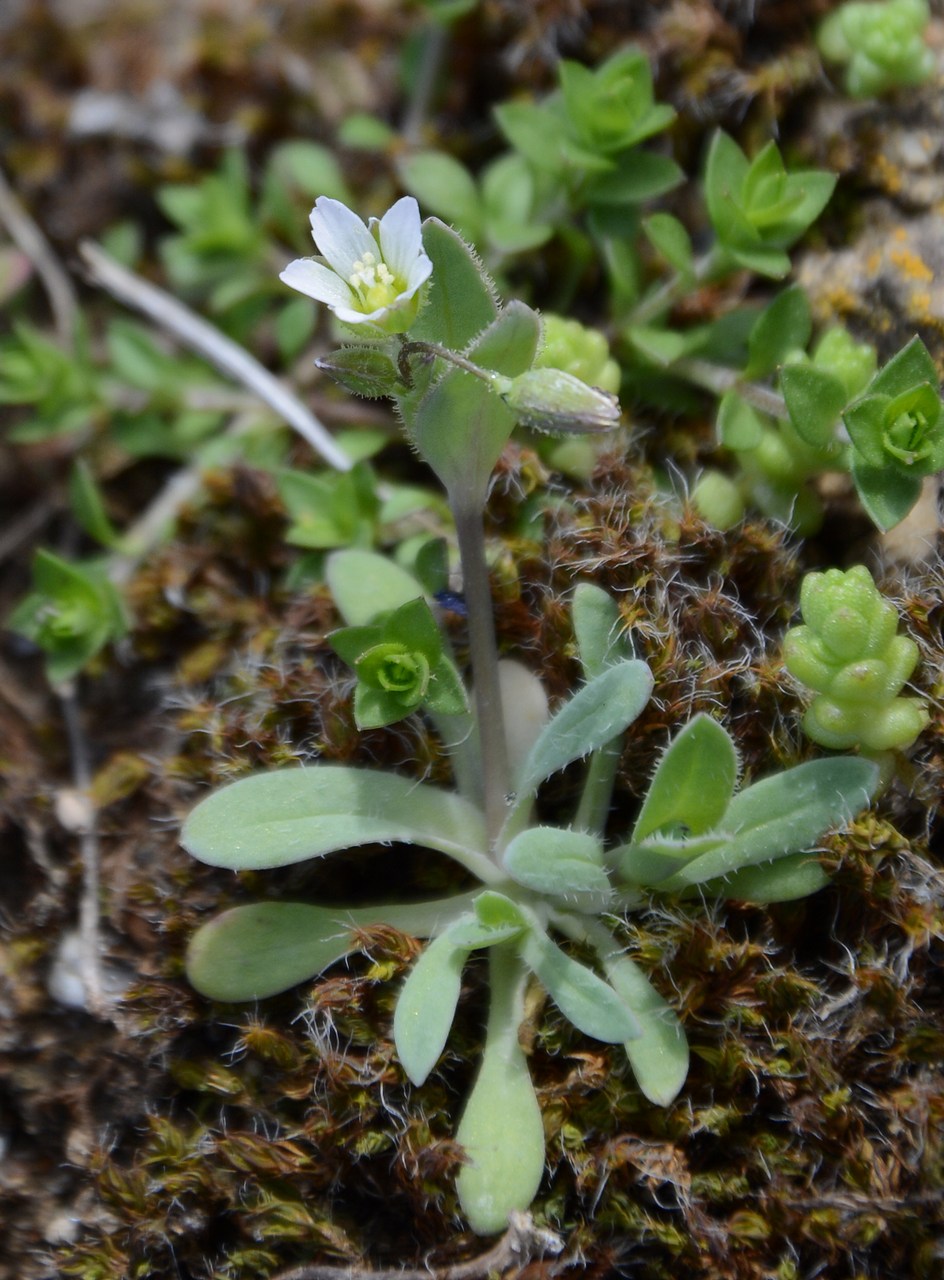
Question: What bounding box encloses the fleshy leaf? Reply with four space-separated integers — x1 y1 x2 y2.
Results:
181 765 494 880
186 894 477 1001
394 931 467 1085
632 713 738 842
869 335 938 398
717 390 764 450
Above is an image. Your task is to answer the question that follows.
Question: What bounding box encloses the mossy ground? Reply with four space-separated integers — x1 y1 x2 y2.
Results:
1 3 942 1278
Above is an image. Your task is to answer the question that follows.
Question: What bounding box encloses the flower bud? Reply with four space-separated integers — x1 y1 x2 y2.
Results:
499 367 621 435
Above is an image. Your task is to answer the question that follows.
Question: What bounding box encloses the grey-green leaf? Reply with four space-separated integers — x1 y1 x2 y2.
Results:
572 582 631 678
521 926 640 1043
186 894 477 1001
394 931 467 1085
657 757 878 890
514 659 653 806
697 852 830 903
181 765 493 879
502 826 611 909
632 713 738 842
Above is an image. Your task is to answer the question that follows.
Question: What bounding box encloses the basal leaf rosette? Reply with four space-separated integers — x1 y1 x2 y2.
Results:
783 565 929 752
280 196 432 334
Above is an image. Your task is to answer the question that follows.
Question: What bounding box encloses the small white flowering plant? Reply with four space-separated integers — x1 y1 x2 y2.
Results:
179 198 896 1235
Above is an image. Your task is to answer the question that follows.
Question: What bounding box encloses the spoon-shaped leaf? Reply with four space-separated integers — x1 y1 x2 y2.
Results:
186 893 478 1001
520 922 640 1043
632 713 738 842
394 931 467 1086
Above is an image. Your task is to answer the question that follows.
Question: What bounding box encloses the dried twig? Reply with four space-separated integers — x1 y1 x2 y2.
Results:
0 164 79 345
269 1213 565 1280
78 239 352 472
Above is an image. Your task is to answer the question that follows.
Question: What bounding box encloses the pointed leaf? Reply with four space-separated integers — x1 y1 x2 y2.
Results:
514 659 653 805
850 453 923 531
181 765 493 880
186 894 477 1001
633 714 738 842
394 931 467 1085
870 335 939 398
68 461 122 549
642 213 694 277
745 285 811 378
781 363 847 447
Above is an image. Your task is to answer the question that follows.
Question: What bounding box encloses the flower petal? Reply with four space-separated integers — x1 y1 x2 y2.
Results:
309 198 375 278
376 197 431 286
280 257 358 311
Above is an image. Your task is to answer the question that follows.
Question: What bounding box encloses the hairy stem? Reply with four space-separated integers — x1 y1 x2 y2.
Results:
452 498 510 851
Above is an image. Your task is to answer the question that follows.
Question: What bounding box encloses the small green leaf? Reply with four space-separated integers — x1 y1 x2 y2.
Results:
870 335 939 399
642 213 694 277
843 394 890 466
326 550 425 625
850 453 924 531
398 152 483 240
394 932 466 1085
632 714 739 842
275 297 316 362
181 765 494 880
474 890 528 932
502 826 611 909
615 833 726 887
513 659 653 806
185 893 476 1001
717 390 764 450
586 151 683 205
68 461 122 549
745 286 812 378
657 757 879 890
781 364 848 447
572 582 631 679
520 926 640 1043
626 325 692 368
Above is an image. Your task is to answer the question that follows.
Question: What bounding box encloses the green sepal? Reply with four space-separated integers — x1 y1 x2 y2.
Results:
315 346 404 399
632 713 739 842
849 453 923 530
781 363 848 447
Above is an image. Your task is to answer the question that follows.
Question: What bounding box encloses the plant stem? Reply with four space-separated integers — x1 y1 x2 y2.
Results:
672 356 789 420
398 339 500 391
627 245 723 328
452 497 510 851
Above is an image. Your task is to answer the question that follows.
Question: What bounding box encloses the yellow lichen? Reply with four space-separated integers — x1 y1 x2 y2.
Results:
889 248 934 283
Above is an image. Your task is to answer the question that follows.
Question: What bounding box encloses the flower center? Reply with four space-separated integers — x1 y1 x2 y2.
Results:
348 251 401 313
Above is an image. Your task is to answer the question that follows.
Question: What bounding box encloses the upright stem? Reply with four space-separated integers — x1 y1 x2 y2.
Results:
627 246 724 328
452 497 510 851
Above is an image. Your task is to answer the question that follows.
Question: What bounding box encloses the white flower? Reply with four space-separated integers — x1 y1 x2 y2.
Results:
280 196 432 333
